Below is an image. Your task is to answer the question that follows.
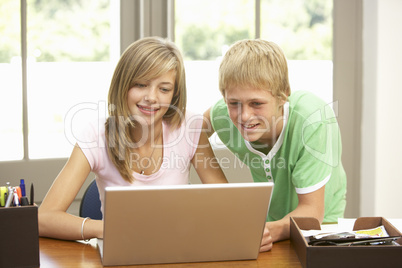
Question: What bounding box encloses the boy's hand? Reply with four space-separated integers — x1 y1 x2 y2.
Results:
260 223 273 252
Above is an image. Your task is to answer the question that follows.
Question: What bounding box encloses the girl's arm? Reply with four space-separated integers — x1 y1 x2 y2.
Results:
191 131 228 184
38 145 103 240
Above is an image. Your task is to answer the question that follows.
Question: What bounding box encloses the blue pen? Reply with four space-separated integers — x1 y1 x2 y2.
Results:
20 179 30 206
20 179 26 197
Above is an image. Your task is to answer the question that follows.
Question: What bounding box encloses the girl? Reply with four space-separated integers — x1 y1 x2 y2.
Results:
38 37 227 241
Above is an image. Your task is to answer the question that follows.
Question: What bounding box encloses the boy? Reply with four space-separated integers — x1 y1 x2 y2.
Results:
204 39 347 252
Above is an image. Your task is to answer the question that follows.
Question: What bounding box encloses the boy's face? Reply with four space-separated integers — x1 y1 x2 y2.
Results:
225 85 286 145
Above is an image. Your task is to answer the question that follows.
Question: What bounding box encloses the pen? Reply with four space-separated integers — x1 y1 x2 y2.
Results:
30 183 34 205
5 183 14 207
20 179 26 197
15 186 22 202
19 179 30 206
20 182 29 206
13 187 20 206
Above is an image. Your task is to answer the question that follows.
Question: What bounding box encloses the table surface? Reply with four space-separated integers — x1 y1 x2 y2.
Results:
39 237 302 267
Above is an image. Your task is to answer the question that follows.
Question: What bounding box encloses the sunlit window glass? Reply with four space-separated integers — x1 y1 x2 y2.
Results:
0 0 23 161
261 0 333 103
175 0 255 114
26 0 116 159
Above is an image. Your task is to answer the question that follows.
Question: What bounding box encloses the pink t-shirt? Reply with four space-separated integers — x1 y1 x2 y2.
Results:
77 112 203 214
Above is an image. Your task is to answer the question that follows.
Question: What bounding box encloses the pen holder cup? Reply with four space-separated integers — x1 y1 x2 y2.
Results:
0 206 40 268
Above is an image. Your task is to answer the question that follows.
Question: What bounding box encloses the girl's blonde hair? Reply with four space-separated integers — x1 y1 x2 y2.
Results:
219 39 291 101
105 37 186 182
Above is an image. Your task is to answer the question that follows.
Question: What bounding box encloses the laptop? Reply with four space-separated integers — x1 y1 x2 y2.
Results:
97 182 273 266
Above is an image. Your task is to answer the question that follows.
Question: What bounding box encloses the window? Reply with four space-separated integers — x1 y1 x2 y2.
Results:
175 0 333 118
0 1 361 215
1 0 332 161
0 0 23 161
175 0 255 115
260 0 333 103
0 0 118 160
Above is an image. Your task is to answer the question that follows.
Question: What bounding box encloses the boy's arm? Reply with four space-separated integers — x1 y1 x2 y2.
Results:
191 130 227 184
203 107 215 138
260 185 325 252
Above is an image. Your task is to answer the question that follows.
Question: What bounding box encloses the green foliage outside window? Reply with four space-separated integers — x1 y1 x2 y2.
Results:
0 0 110 63
1 0 332 63
181 25 250 61
176 0 332 61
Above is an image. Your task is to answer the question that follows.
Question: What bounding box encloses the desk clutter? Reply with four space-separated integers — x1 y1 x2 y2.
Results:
0 180 39 268
290 217 402 268
0 180 33 207
304 224 400 246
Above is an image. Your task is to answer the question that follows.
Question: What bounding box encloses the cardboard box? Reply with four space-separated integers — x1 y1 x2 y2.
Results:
0 206 40 268
290 217 402 268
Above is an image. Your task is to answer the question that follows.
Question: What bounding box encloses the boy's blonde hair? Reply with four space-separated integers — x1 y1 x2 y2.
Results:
219 39 291 101
105 37 186 182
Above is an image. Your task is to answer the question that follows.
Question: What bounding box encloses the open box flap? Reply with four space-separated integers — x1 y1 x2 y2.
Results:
354 217 402 244
291 217 321 231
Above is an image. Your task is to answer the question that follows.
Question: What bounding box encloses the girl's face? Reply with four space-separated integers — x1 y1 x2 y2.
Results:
225 85 286 145
127 70 175 127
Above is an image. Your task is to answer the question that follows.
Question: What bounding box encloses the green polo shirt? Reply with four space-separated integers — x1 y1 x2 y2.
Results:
210 90 347 222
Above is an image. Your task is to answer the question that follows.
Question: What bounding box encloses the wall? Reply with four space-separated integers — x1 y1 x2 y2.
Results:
333 0 363 218
361 0 402 217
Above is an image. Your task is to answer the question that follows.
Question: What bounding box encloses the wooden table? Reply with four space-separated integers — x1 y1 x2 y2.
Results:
39 237 302 267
